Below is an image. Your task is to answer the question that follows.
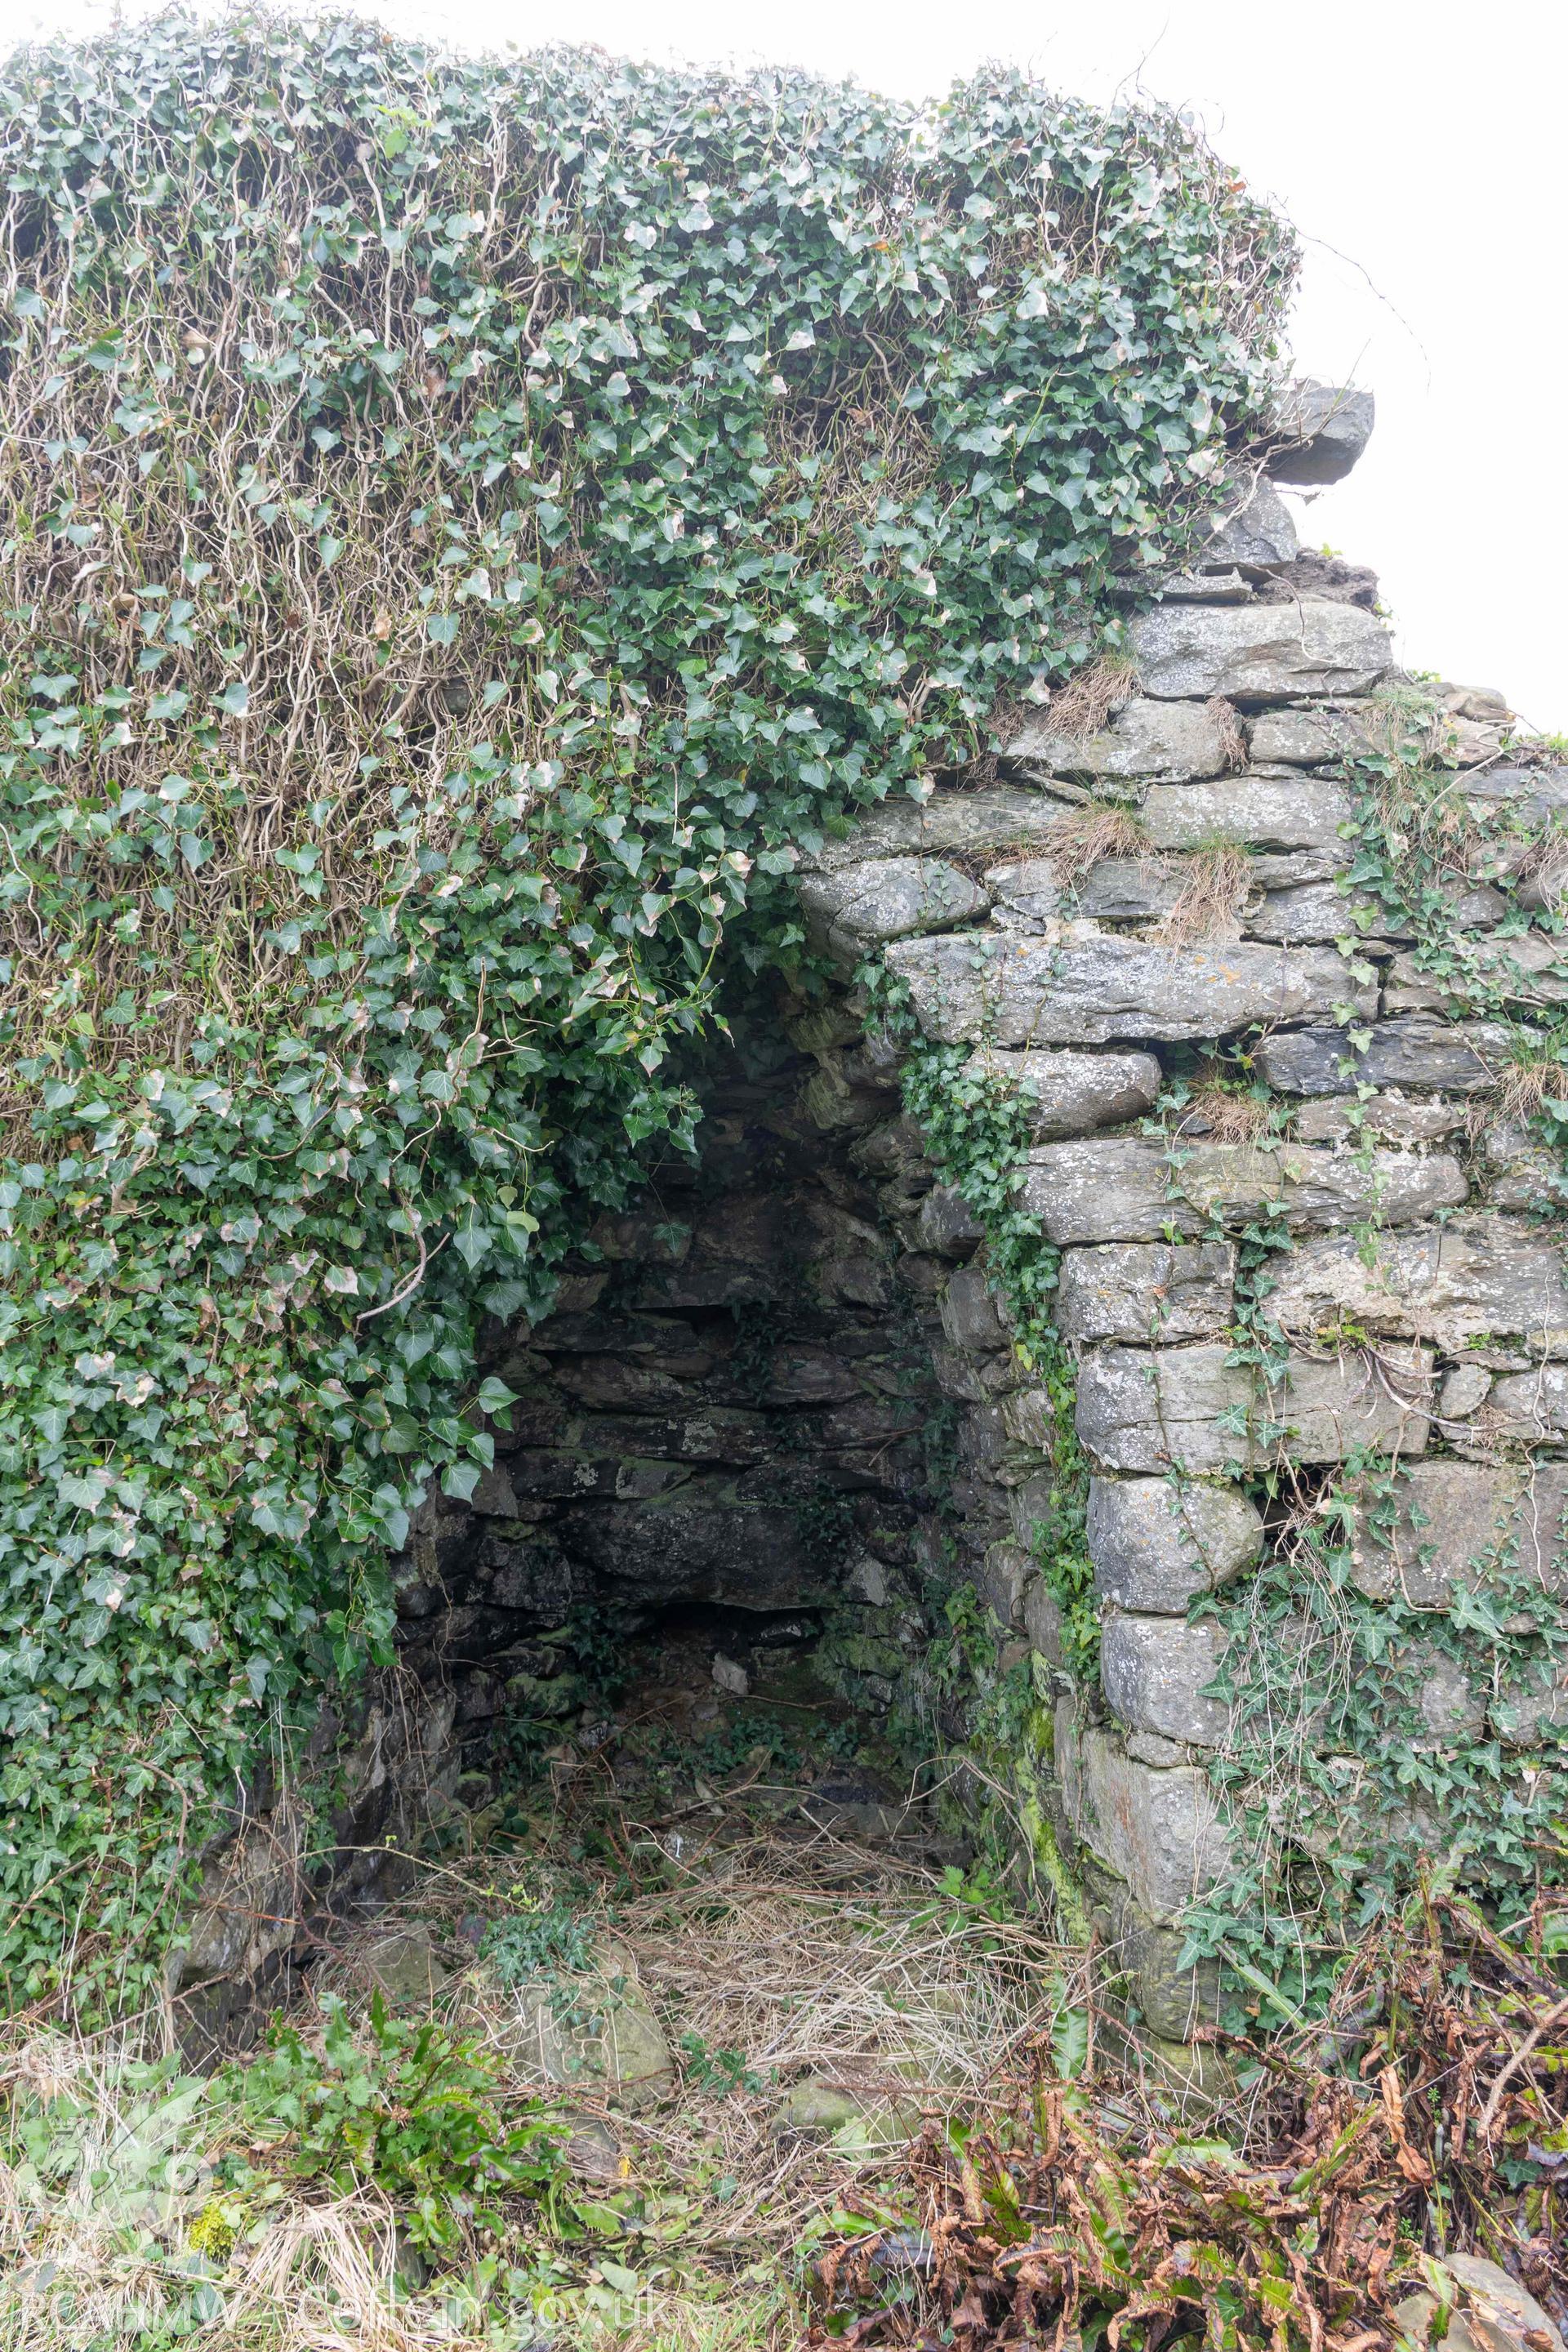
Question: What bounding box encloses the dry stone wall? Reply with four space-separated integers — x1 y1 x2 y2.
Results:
783 390 1568 2050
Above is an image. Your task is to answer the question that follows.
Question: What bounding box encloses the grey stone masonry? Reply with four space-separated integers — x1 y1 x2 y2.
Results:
1253 1015 1519 1096
1266 1217 1568 1360
1348 1461 1568 1608
1076 1343 1432 1473
1057 1242 1236 1343
1087 1477 1263 1611
1003 696 1232 787
884 932 1374 1047
764 525 1568 2060
1055 1704 1235 1923
796 857 989 957
1100 1612 1232 1748
1021 1138 1463 1246
965 1047 1162 1140
1129 598 1392 702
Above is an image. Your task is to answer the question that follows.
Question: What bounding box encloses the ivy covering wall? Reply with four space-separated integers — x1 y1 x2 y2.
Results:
0 9 1294 2009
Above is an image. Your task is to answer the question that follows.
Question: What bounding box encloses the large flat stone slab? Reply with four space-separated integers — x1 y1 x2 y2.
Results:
800 787 1068 874
1130 597 1392 703
1020 1136 1463 1245
1266 1216 1568 1359
1141 777 1354 858
1057 1241 1236 1342
1101 1612 1232 1747
796 857 988 956
1056 1703 1234 1923
1076 1343 1432 1474
1254 1015 1519 1096
1246 703 1381 766
1004 696 1231 788
884 933 1374 1047
1087 1476 1263 1612
964 1047 1161 1141
1348 1460 1568 1608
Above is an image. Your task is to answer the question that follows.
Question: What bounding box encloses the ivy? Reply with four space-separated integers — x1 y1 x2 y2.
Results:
0 9 1294 2011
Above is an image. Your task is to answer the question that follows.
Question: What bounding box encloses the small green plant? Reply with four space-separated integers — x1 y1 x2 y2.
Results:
217 1993 569 2252
481 1899 599 1986
677 2029 767 2094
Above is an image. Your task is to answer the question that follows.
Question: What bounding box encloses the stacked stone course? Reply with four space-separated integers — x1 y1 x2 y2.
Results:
783 390 1568 2051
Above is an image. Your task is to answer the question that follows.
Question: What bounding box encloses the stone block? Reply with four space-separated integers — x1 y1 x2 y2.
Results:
1007 1468 1055 1547
1348 1460 1568 1609
1129 597 1391 703
1203 476 1298 570
1076 1343 1432 1474
1491 1658 1568 1747
965 1046 1162 1140
1004 695 1230 787
1070 856 1189 924
796 856 989 957
1022 1577 1065 1664
1246 702 1379 766
1055 1702 1234 1923
915 1184 985 1258
884 931 1374 1048
978 1539 1034 1628
1057 1241 1236 1343
1021 1135 1463 1246
1267 380 1375 485
801 786 1072 874
1266 1215 1568 1359
1075 1344 1252 1474
1294 1094 1466 1144
983 857 1063 925
1252 1014 1516 1096
1141 776 1354 857
1086 1476 1263 1611
1000 1386 1055 1447
1100 1611 1231 1747
1486 1364 1568 1446
939 1266 1010 1353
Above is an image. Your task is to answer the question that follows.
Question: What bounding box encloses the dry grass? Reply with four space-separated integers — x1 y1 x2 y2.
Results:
0 1794 1080 2352
1169 1073 1274 1144
1039 800 1151 891
1154 840 1254 943
1041 654 1137 742
1206 694 1248 773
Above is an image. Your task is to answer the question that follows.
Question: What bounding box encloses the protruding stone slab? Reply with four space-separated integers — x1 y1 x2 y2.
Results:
1004 697 1231 788
1253 1015 1516 1097
1087 1476 1263 1612
1129 598 1392 704
1267 380 1375 485
1021 1135 1463 1245
1348 1460 1568 1608
1266 1216 1568 1359
1055 1704 1234 1923
964 1047 1162 1141
1101 1613 1231 1748
884 932 1374 1047
796 857 988 956
939 1266 1010 1354
1076 1343 1432 1474
1057 1242 1236 1343
1141 777 1354 858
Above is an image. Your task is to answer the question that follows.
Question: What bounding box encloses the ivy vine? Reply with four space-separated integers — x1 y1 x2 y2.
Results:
0 10 1294 2008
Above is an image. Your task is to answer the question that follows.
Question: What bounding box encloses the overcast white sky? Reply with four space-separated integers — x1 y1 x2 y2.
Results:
5 0 1562 728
